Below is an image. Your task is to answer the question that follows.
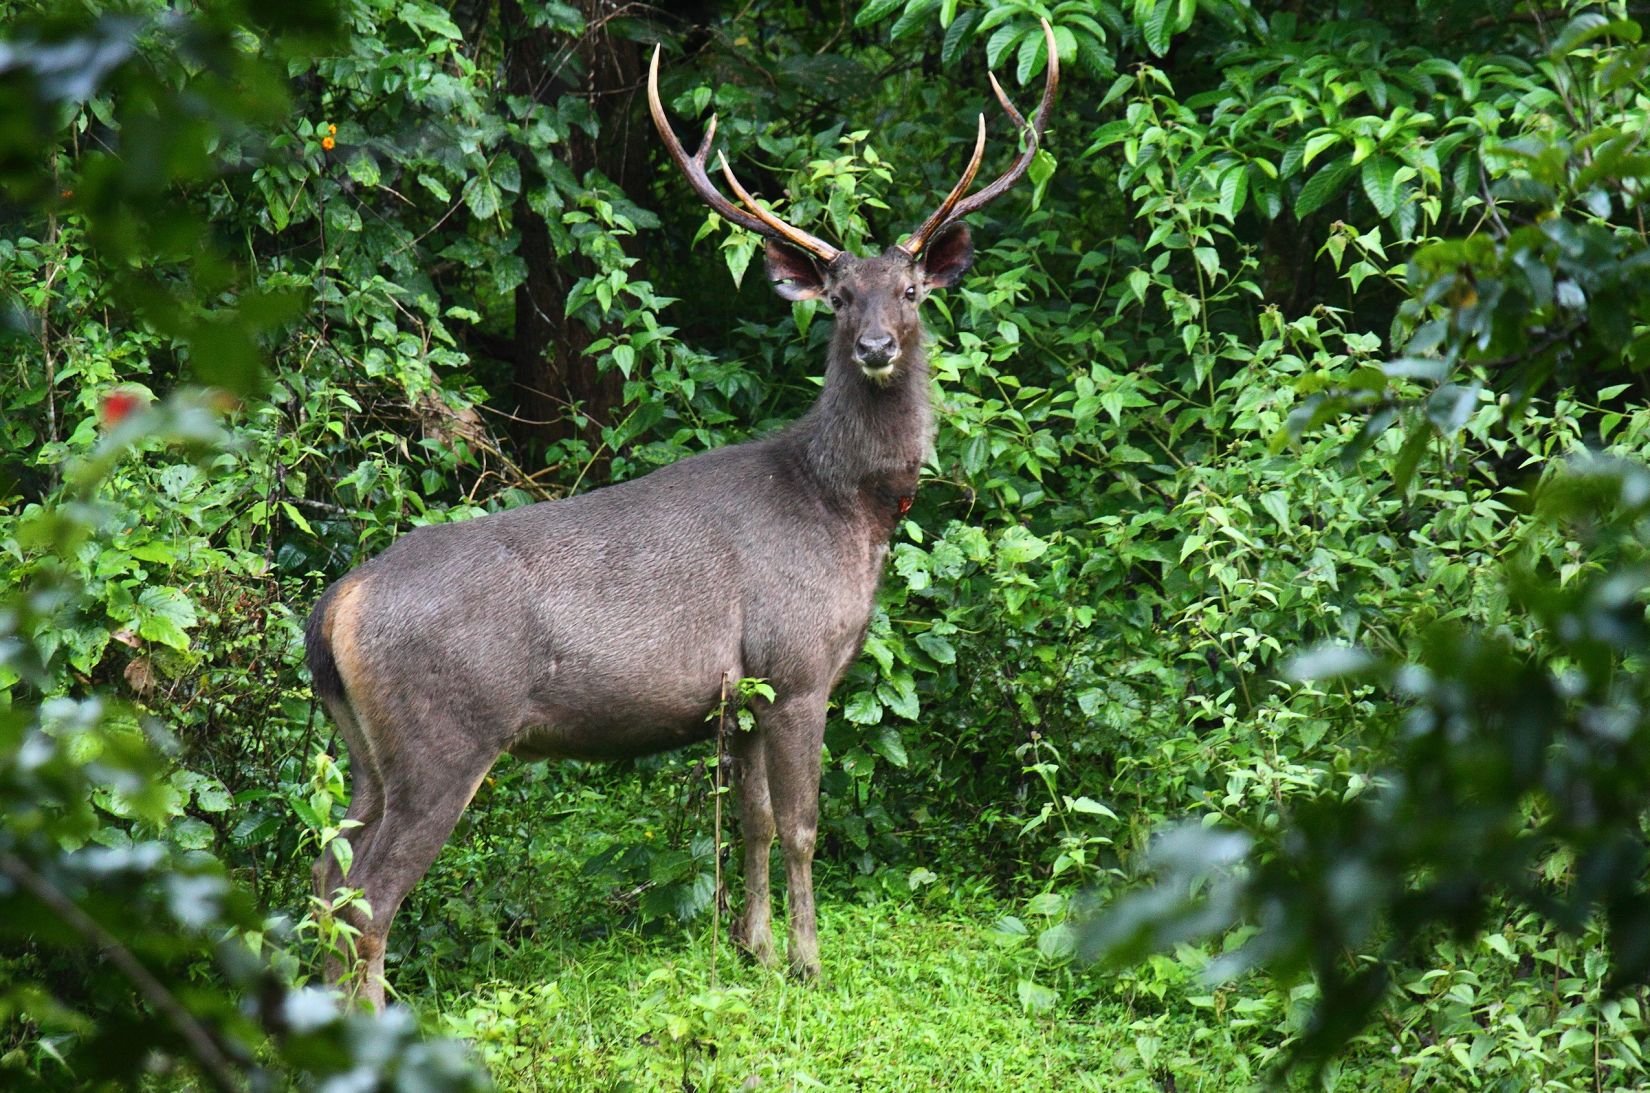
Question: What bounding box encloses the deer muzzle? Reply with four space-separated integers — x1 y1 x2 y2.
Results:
854 332 899 379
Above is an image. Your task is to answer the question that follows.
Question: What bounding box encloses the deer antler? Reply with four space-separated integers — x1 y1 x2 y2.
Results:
648 46 840 263
899 18 1060 258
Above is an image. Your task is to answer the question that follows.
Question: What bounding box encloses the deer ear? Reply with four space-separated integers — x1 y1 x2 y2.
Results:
765 240 826 301
919 223 973 288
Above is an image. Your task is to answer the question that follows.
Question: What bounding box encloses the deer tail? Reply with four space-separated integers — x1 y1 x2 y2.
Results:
305 581 348 709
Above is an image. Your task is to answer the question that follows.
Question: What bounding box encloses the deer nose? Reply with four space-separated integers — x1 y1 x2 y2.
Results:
854 333 897 366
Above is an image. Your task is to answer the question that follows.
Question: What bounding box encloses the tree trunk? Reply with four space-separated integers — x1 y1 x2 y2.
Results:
500 0 650 458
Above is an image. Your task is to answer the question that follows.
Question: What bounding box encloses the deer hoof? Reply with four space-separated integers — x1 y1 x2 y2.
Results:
787 956 822 983
737 938 778 967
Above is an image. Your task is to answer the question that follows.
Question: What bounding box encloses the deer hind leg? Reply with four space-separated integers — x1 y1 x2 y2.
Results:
760 692 828 979
730 726 777 966
330 725 497 1010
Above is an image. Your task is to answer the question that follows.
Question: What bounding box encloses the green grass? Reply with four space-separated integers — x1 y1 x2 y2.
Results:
362 764 1364 1092
362 763 1268 1092
350 761 1621 1092
421 898 1237 1092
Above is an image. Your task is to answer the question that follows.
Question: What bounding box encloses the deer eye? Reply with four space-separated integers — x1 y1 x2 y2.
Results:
903 285 918 301
829 294 844 309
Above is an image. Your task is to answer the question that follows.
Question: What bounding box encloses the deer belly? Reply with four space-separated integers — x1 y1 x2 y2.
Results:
507 626 739 762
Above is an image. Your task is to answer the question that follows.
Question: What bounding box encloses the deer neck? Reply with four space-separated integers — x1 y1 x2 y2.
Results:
791 334 933 513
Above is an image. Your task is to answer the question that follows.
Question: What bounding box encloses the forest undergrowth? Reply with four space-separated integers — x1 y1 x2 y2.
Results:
3 1 1650 1090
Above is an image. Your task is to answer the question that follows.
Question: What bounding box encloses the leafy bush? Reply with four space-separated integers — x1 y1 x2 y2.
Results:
5 0 1650 1087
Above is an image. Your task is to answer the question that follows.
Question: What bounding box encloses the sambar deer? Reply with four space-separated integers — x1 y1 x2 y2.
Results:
306 21 1057 1007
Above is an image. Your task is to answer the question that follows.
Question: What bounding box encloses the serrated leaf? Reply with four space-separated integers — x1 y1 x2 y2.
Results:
844 690 883 725
1295 157 1357 218
1218 164 1248 220
940 9 979 64
1038 924 1077 961
1141 0 1174 56
996 526 1048 565
878 678 920 721
462 174 500 219
1067 796 1117 818
871 726 909 768
986 23 1021 69
1016 24 1047 84
398 1 462 40
915 631 956 664
1360 155 1400 218
854 0 905 27
137 587 197 652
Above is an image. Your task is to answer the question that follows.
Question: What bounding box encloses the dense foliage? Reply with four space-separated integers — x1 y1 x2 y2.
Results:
3 0 1649 1088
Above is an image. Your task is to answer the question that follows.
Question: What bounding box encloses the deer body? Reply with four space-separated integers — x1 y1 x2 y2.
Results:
315 337 929 765
307 26 1055 1008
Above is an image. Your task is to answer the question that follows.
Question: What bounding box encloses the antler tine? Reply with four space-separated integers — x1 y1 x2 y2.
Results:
718 153 840 263
648 45 839 263
900 18 1061 256
897 113 986 257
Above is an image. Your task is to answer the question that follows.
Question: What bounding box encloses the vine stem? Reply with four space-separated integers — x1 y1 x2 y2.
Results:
0 852 244 1093
711 671 730 989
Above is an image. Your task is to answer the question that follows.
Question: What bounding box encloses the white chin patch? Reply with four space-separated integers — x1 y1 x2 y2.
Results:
860 359 898 384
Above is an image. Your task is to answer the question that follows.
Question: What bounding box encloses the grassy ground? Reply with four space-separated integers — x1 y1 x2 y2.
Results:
419 899 1236 1093
342 762 1629 1092
358 767 1261 1091
366 764 1326 1092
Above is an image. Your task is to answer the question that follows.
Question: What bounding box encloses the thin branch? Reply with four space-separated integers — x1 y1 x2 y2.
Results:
0 852 245 1093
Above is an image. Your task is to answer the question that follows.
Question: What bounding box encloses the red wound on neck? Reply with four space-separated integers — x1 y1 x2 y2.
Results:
897 495 914 516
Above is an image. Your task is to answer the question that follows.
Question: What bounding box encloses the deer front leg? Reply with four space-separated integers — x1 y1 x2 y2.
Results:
730 726 777 966
759 692 828 979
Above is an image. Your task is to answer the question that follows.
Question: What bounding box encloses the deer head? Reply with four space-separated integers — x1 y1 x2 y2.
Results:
647 20 1059 384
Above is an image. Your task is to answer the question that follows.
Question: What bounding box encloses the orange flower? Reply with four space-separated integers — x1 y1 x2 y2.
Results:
328 123 337 135
322 135 336 151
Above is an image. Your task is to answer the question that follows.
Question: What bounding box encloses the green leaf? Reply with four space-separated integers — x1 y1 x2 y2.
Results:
1141 0 1174 56
1260 491 1289 530
1017 978 1059 1013
462 174 500 220
136 587 197 652
986 23 1021 69
871 726 909 768
940 9 979 64
1218 164 1248 220
1360 155 1400 218
1038 924 1077 961
398 1 463 40
1295 157 1358 218
996 526 1049 565
346 151 381 188
915 631 956 664
280 501 313 535
1016 25 1048 84
854 0 906 27
1301 132 1342 171
878 677 920 720
844 691 883 725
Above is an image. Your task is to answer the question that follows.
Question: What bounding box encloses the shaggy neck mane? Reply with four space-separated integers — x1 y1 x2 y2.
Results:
784 325 934 506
